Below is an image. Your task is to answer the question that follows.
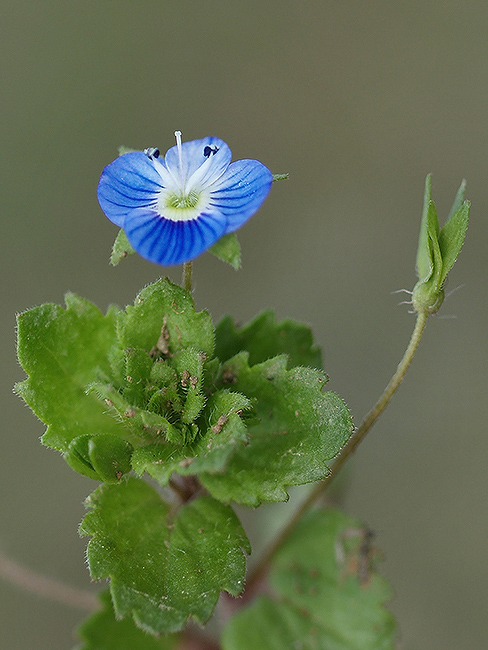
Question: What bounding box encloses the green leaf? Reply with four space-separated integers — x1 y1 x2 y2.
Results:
438 200 470 287
119 278 214 358
64 434 103 480
15 294 126 451
172 347 206 424
209 233 242 269
415 173 433 282
215 311 322 369
416 198 441 285
272 173 289 181
80 477 250 635
87 381 181 444
77 590 179 650
88 434 133 483
222 509 396 650
110 229 135 266
64 433 133 482
447 177 466 221
121 347 154 408
132 389 251 484
199 353 352 505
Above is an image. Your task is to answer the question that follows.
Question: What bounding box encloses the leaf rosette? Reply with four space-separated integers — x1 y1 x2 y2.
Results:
16 278 353 635
16 278 352 500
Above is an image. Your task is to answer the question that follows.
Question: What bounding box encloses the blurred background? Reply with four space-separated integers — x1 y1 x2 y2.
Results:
1 1 487 648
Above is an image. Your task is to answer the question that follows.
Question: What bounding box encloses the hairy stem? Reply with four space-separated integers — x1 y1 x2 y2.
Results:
183 261 193 292
245 310 429 594
0 549 98 611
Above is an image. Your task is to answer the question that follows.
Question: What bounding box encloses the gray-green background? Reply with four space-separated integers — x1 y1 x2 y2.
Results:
1 2 487 648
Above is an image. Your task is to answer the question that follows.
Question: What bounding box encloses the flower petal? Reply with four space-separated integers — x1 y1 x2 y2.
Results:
123 208 227 266
209 160 273 233
97 152 163 226
164 137 232 187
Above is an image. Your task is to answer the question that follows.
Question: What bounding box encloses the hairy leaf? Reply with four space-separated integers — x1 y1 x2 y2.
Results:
215 311 322 369
64 433 133 482
15 294 126 451
438 201 470 286
200 354 352 505
16 279 215 472
209 232 242 269
415 173 434 282
119 278 214 357
132 389 251 484
80 477 250 634
413 176 469 314
110 229 135 266
77 590 179 650
223 510 396 650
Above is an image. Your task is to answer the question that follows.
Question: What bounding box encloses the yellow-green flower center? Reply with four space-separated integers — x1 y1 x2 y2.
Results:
157 186 210 222
166 190 200 210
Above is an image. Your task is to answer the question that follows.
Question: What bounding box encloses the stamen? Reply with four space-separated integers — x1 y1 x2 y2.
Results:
174 130 185 188
203 145 219 158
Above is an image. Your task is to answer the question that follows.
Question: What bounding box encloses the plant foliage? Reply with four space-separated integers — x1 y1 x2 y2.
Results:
223 509 396 650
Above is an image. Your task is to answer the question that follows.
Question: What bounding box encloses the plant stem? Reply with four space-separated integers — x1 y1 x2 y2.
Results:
245 310 429 594
183 261 193 292
0 549 98 611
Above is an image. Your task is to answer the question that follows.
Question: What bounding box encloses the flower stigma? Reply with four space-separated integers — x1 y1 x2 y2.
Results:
174 130 185 188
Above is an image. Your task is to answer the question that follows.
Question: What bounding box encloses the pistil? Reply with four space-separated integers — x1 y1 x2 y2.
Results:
174 130 185 190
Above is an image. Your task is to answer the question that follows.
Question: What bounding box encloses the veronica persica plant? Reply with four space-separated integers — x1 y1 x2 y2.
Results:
12 111 470 650
97 131 273 266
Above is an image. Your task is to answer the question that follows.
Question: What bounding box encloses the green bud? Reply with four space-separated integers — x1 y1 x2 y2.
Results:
64 433 133 482
64 434 101 480
88 434 133 483
412 175 469 314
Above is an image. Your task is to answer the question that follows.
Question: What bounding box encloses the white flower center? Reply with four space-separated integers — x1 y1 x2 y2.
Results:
157 187 210 222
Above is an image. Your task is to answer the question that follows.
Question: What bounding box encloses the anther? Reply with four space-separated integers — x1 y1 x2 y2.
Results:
203 145 219 158
143 147 160 159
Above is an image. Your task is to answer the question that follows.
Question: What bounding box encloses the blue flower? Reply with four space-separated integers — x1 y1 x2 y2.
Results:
97 131 273 266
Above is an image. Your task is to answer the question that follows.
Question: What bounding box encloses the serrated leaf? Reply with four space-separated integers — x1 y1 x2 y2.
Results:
110 229 135 266
15 295 126 451
76 590 179 650
215 311 322 369
119 278 214 358
87 381 182 444
199 353 352 505
223 509 396 650
209 232 241 269
80 477 250 635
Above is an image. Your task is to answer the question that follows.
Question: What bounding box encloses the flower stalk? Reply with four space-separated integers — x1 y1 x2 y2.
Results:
245 309 429 594
183 261 193 293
